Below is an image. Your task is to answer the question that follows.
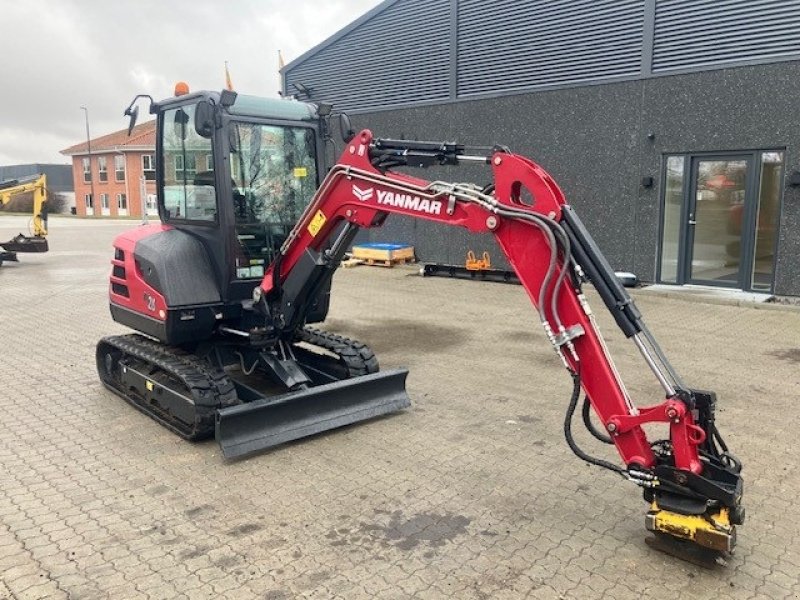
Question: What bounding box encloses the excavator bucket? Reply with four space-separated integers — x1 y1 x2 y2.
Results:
1 234 48 253
215 369 410 458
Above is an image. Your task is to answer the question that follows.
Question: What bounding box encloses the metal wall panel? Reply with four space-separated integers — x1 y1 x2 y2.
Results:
457 0 644 97
284 0 450 112
653 0 800 72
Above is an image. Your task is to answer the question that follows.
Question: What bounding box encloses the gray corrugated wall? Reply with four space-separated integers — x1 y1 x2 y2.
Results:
653 0 800 72
285 0 800 111
457 0 644 96
283 0 451 111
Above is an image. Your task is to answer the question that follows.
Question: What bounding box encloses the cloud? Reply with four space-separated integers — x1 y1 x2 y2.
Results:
0 0 383 165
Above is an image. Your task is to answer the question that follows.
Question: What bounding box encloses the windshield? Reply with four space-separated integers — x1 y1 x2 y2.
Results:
229 121 318 279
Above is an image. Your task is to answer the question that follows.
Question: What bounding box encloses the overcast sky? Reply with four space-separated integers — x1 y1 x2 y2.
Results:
0 0 383 165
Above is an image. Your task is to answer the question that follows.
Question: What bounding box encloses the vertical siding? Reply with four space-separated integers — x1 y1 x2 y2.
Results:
284 0 450 111
652 0 800 72
456 0 645 96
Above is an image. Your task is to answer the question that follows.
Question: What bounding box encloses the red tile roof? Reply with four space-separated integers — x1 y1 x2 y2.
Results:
61 120 156 156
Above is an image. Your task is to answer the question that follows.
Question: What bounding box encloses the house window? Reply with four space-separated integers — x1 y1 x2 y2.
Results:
82 157 91 183
98 156 108 182
115 155 125 182
84 193 93 208
142 154 155 181
206 154 214 171
174 154 196 180
117 193 127 210
101 193 109 209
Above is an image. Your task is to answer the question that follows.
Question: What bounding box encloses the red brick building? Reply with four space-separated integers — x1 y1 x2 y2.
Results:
61 121 157 217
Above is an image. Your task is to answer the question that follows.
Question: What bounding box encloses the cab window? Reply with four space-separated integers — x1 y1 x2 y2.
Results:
162 104 217 221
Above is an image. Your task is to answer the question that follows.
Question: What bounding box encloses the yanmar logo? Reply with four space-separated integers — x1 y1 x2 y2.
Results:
352 185 373 202
351 184 442 215
377 190 442 215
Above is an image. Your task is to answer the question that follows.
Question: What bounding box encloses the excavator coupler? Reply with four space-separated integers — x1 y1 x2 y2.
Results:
1 233 48 253
215 369 410 458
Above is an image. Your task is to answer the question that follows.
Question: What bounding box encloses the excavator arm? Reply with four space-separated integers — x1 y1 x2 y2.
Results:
0 174 49 261
257 129 744 557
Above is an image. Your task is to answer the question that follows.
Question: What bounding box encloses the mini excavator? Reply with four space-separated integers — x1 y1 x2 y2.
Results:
97 86 744 561
0 173 49 265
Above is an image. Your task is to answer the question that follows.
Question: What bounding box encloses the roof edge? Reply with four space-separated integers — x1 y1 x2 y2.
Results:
281 0 400 88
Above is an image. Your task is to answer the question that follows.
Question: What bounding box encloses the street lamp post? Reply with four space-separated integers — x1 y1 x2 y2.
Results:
80 106 96 216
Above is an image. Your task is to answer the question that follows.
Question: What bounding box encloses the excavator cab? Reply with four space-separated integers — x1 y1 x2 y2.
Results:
99 87 410 457
156 92 328 314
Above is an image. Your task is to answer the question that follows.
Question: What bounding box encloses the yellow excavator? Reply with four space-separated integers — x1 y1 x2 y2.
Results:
0 173 50 266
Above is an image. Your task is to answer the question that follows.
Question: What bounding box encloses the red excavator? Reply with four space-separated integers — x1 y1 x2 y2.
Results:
97 86 744 562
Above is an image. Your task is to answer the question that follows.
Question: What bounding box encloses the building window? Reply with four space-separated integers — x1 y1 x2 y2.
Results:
174 154 196 180
115 155 125 182
98 156 108 182
101 193 109 209
206 154 213 171
84 193 93 208
142 154 155 181
82 157 91 183
117 193 127 210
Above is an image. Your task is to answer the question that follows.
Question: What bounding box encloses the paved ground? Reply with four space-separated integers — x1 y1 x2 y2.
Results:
1 215 799 599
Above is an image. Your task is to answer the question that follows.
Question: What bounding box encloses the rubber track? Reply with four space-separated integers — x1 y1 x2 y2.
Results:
297 327 379 377
97 334 237 440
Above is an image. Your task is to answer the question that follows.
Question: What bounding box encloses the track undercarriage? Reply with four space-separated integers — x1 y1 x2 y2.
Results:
96 327 409 455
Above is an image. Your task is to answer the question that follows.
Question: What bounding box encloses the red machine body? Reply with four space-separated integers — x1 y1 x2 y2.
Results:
100 89 742 557
109 224 172 321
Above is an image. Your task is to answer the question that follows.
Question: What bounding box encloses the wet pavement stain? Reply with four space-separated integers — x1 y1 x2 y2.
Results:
326 510 471 552
517 414 539 423
179 545 211 559
214 554 241 569
769 348 800 364
228 523 263 537
184 504 215 519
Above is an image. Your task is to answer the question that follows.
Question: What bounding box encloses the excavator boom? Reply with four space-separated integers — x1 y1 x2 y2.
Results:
246 129 744 558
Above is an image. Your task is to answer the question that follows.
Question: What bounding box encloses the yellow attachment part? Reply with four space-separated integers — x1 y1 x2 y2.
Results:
465 250 491 271
646 502 735 553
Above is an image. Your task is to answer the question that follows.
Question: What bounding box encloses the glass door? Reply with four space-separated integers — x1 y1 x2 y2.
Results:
686 156 751 286
658 150 784 292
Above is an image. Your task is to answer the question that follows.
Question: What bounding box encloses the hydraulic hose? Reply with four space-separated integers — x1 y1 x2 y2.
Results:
581 396 613 445
564 369 627 478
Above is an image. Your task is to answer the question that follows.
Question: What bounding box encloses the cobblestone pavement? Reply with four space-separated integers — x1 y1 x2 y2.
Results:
1 215 799 599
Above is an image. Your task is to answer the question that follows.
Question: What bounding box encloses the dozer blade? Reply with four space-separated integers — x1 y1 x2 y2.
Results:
216 368 410 459
1 234 48 253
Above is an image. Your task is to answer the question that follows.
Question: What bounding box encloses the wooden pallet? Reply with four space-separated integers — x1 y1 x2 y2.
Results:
341 255 415 268
347 243 416 268
362 256 416 267
351 244 414 261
